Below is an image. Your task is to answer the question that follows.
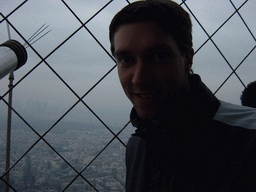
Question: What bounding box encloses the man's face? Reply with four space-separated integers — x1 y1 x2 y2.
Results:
113 22 193 122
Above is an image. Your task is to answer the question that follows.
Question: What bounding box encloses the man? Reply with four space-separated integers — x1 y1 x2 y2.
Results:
241 81 256 108
109 0 256 191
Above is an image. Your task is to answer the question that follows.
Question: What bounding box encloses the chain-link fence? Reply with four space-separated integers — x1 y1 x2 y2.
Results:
0 0 255 191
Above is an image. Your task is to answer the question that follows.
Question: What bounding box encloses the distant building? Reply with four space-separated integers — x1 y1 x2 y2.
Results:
23 155 35 189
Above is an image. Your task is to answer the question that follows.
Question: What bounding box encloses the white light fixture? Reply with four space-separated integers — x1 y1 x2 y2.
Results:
0 39 27 79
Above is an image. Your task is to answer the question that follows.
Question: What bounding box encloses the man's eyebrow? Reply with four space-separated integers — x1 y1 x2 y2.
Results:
114 50 130 58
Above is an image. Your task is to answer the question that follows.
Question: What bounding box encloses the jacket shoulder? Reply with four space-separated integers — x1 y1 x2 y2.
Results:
213 100 256 130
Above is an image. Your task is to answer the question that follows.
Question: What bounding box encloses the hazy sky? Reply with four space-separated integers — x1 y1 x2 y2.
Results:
0 0 255 129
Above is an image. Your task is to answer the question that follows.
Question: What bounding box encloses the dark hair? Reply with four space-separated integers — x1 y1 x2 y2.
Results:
109 0 193 56
241 81 256 108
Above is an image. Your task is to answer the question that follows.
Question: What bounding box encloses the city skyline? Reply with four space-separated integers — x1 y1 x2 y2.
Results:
0 118 130 191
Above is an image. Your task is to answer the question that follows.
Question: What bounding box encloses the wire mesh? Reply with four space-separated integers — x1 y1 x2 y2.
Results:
0 0 255 191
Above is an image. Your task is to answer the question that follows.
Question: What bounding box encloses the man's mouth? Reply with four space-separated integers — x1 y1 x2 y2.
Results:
134 92 158 100
137 94 153 99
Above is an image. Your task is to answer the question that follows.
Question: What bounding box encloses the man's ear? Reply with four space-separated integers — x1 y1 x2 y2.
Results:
184 48 194 74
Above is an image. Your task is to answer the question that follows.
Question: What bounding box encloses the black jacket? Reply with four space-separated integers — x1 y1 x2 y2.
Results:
126 74 256 191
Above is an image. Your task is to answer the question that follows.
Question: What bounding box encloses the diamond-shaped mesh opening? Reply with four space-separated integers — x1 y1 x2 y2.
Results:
0 0 255 191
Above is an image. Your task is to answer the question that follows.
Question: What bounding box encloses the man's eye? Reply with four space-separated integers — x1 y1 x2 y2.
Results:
121 57 132 63
155 52 169 60
117 56 134 67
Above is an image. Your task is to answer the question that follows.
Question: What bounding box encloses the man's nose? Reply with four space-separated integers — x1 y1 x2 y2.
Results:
132 58 154 87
